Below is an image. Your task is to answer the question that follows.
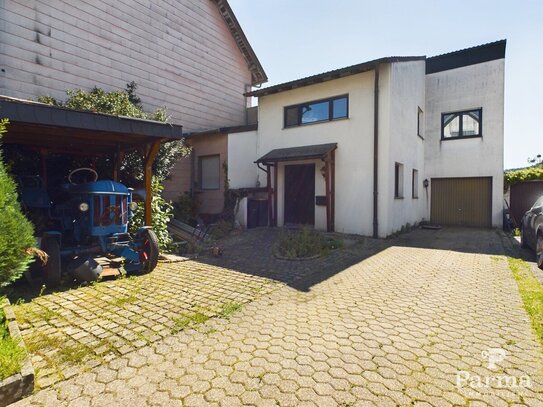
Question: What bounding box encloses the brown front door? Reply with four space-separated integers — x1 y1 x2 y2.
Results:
284 164 315 225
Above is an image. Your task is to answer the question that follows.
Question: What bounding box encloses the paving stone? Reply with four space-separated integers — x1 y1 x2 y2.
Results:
12 228 543 406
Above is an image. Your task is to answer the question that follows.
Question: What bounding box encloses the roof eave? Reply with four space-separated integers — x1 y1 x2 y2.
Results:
212 0 268 86
245 56 425 98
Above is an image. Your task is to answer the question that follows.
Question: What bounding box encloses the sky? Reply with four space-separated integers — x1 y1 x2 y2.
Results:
229 0 543 170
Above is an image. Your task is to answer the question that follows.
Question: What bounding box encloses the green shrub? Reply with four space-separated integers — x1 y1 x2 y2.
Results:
129 179 174 252
0 120 36 287
173 192 200 224
38 82 191 186
0 298 26 380
275 228 342 258
504 165 543 190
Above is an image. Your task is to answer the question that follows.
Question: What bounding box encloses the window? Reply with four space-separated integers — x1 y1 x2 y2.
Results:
394 162 404 199
412 169 419 198
441 108 482 139
417 107 423 139
284 95 348 128
198 155 220 190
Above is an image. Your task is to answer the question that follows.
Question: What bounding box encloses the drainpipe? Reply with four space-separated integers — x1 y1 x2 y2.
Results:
372 63 380 239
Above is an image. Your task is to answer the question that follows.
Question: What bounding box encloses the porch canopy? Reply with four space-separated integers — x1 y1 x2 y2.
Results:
255 143 337 231
0 95 184 225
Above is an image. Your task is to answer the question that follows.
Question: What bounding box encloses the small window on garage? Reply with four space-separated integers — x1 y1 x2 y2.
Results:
395 162 404 199
442 108 482 139
412 169 419 198
199 155 220 190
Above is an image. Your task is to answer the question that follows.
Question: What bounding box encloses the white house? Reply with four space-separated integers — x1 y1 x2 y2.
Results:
227 40 506 237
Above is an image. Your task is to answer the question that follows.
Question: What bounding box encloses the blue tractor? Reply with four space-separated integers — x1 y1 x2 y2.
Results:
22 167 159 286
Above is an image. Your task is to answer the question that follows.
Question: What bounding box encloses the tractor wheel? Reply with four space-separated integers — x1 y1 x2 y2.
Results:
42 237 61 287
138 229 159 273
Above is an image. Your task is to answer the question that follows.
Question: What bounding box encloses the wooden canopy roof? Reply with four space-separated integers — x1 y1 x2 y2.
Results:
0 96 184 155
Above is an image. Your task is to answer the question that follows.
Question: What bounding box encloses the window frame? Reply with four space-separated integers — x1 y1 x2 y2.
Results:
198 154 221 191
417 107 424 139
394 162 404 199
412 169 419 199
441 108 483 140
283 94 349 128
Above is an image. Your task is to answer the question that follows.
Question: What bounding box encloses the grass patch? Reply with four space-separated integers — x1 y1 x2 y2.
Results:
170 311 210 334
56 343 91 365
0 298 25 380
219 302 242 320
507 257 543 344
275 228 343 259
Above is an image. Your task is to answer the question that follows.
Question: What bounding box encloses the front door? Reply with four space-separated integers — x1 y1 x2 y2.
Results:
284 164 315 225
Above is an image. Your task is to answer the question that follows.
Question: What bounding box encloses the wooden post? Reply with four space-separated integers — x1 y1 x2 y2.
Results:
331 149 336 232
324 157 331 232
273 163 278 227
144 141 162 226
112 146 123 182
40 149 48 189
266 164 272 226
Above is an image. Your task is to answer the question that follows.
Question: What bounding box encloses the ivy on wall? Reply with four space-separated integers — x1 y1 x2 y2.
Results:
504 165 543 190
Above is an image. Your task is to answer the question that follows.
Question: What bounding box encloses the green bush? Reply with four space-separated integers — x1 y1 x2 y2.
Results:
173 192 200 225
504 165 543 190
129 179 174 252
275 228 342 258
0 120 36 287
0 297 25 380
38 82 191 186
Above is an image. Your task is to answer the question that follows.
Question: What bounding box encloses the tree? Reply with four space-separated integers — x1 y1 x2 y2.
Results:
0 119 36 286
38 82 190 185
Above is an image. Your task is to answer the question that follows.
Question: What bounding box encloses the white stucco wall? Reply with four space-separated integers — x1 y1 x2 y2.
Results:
256 72 378 235
378 61 427 236
227 130 266 189
425 59 505 227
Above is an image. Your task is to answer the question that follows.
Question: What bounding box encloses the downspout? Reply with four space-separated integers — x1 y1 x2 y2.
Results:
372 63 380 238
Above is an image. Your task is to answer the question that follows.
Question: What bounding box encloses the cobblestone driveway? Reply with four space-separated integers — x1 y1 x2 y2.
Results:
12 228 543 406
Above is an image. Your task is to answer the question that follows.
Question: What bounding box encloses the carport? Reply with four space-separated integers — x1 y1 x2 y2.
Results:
0 95 184 224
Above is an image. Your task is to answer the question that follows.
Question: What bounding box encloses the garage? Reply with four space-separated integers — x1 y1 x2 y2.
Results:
431 177 492 227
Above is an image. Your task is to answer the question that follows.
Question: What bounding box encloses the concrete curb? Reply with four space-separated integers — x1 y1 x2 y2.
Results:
0 299 34 407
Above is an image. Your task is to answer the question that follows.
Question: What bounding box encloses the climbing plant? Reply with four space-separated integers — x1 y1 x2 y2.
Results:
504 165 543 190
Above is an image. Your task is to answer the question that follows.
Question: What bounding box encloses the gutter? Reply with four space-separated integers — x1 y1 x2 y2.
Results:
373 63 380 238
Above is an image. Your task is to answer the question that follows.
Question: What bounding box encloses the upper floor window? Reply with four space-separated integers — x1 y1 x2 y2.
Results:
284 95 348 128
441 108 482 140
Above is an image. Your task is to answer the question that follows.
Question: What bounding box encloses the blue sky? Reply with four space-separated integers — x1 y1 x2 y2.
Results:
229 0 543 169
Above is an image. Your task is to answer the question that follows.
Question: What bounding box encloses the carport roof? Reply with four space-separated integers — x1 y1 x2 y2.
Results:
255 143 337 164
0 95 184 155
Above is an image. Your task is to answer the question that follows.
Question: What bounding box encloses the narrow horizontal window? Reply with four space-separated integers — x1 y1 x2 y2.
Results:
284 95 348 128
441 108 482 139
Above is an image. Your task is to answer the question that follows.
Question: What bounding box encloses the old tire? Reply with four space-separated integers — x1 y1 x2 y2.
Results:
42 237 61 287
138 229 159 273
537 233 543 271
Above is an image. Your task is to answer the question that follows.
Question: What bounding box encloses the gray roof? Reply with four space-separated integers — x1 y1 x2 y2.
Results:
245 56 425 98
256 143 337 164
